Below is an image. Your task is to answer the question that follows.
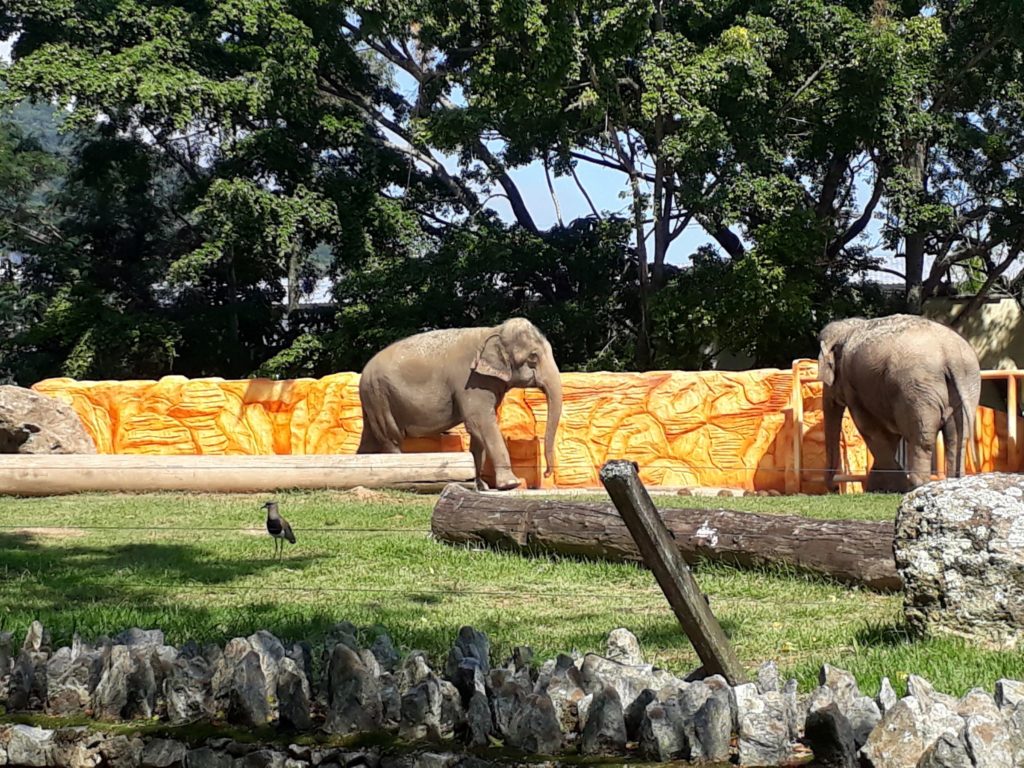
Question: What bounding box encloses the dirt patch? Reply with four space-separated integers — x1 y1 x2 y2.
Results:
12 527 88 538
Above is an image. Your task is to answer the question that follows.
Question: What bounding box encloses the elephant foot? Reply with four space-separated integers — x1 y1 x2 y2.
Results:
494 473 524 491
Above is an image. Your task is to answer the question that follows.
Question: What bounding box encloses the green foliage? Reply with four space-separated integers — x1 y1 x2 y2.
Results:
1 0 1022 382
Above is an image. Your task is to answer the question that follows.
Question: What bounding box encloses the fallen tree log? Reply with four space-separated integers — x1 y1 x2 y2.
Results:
431 484 900 593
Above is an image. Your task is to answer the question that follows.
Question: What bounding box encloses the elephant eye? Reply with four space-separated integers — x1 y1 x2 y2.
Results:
527 351 539 366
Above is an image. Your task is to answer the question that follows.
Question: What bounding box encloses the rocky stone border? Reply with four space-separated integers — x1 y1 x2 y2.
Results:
2 621 1024 767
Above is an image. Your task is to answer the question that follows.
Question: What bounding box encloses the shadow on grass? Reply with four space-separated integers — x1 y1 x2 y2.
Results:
0 532 330 645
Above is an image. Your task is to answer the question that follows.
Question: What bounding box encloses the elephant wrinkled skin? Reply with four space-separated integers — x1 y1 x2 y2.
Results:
357 318 562 490
818 314 981 493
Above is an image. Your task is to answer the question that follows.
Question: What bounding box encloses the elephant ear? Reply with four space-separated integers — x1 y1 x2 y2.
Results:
818 341 837 387
472 334 512 382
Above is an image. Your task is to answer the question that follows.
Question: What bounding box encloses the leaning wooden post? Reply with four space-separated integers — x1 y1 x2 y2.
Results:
599 460 747 685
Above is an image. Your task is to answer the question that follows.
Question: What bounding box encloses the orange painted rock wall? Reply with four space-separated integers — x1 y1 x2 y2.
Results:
32 364 1021 492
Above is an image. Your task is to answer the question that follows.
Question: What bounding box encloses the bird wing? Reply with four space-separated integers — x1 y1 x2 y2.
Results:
282 519 296 544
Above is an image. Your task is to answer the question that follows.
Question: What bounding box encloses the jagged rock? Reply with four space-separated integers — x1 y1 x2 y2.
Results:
738 690 792 767
895 473 1024 647
0 386 96 454
756 660 780 694
379 671 402 726
287 642 312 683
369 634 399 673
997 679 1024 710
489 674 528 740
578 653 681 715
399 652 433 693
7 651 37 708
142 739 188 768
93 645 132 720
0 630 14 671
444 627 490 680
240 749 286 768
957 689 1019 768
248 631 287 696
694 689 732 763
860 688 965 768
186 747 236 768
226 650 272 727
99 735 145 768
617 687 654 743
917 731 973 768
783 677 800 740
324 622 360 653
45 641 104 715
449 658 486 709
576 692 593 731
164 654 213 724
5 725 57 766
465 690 492 748
639 698 688 762
604 628 643 666
538 654 586 733
804 703 856 768
502 646 534 689
580 685 626 756
125 649 161 720
807 665 880 748
23 621 51 654
398 675 462 743
877 677 899 716
506 692 562 755
325 643 382 735
277 657 312 731
114 628 165 648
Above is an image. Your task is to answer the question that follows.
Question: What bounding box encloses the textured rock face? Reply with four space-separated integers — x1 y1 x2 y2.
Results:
895 473 1024 647
0 385 96 454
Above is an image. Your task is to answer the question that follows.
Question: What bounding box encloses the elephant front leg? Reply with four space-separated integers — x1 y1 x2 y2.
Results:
465 414 520 491
469 434 490 491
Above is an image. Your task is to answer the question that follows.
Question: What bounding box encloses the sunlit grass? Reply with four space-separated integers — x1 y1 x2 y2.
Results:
0 489 1021 698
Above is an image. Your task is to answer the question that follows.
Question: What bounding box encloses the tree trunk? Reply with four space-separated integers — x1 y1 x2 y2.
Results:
903 142 929 313
431 484 900 593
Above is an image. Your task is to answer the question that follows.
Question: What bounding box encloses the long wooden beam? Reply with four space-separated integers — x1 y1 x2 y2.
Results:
0 453 476 495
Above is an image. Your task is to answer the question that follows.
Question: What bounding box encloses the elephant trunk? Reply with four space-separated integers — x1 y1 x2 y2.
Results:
537 355 562 477
822 386 845 492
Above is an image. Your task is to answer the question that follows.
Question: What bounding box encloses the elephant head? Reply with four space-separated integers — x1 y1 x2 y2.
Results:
817 317 867 390
472 317 562 476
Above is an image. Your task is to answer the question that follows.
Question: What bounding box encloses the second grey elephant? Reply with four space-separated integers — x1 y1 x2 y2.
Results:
818 314 981 492
357 318 562 490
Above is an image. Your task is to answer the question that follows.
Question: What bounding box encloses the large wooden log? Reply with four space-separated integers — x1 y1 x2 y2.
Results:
0 453 476 495
431 484 900 592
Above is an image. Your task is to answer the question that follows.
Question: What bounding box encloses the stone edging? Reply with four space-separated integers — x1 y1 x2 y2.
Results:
3 621 1024 767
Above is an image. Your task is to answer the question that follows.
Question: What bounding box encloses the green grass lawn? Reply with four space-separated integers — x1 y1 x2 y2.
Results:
1 489 1022 699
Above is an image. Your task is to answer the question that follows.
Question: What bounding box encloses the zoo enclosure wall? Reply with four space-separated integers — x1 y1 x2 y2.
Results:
31 362 1024 493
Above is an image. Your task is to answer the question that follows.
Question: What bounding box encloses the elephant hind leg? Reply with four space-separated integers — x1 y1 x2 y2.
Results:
357 380 404 454
942 419 966 478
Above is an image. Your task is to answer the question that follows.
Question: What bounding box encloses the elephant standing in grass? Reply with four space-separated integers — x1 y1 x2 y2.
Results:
357 318 562 490
818 315 981 493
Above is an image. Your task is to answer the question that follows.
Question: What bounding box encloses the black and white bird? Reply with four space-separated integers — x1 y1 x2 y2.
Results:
261 500 295 558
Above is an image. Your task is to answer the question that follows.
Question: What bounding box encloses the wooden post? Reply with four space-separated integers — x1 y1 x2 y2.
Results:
790 360 804 494
599 460 747 685
1008 374 1018 471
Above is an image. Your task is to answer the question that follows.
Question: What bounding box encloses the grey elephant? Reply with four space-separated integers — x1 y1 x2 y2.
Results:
817 314 981 492
357 317 562 490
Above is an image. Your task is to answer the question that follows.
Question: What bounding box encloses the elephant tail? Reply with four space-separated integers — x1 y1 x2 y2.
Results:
946 370 980 476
